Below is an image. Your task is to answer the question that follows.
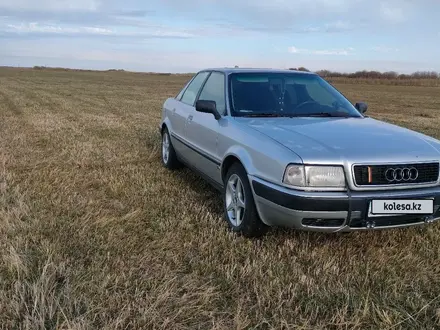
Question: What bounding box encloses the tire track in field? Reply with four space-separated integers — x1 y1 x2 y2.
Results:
0 78 79 170
12 79 147 169
0 87 23 116
5 81 86 139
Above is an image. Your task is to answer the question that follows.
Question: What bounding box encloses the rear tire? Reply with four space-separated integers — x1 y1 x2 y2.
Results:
161 128 181 170
223 163 268 238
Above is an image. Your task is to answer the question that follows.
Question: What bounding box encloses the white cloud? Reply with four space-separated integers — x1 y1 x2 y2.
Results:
158 0 358 34
4 22 196 39
287 46 302 53
6 23 112 35
160 0 434 29
0 0 100 11
288 46 355 56
372 46 400 53
1 0 435 38
162 0 351 17
313 49 349 55
239 0 350 15
302 26 321 33
325 20 353 32
380 1 406 23
301 21 354 33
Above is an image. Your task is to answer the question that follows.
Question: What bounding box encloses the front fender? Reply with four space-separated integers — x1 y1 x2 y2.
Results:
159 97 177 134
160 116 173 134
222 145 257 177
221 137 307 185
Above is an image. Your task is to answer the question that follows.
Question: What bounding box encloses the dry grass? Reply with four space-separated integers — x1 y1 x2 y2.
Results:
1 67 440 329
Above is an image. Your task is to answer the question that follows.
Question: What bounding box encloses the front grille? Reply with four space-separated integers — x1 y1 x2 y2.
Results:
353 162 439 186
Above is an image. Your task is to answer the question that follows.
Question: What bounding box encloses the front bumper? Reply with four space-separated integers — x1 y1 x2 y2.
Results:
250 176 440 232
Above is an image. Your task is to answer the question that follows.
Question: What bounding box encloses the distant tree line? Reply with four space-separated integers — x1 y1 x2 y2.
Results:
30 65 440 80
288 67 440 79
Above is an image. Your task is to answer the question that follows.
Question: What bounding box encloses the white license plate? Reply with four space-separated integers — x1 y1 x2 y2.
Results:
370 199 434 215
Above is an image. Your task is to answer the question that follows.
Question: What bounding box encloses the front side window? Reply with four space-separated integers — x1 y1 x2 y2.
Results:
180 72 210 106
229 72 362 118
198 72 226 115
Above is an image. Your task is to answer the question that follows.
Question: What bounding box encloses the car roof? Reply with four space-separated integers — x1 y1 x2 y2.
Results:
199 67 317 75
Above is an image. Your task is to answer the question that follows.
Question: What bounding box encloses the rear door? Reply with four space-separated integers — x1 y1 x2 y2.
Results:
183 71 226 184
168 71 210 156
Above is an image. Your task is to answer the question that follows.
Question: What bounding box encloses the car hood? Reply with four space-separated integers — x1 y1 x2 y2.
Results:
235 116 440 164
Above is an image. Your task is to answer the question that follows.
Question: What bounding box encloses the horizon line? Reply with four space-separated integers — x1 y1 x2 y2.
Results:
1 65 439 77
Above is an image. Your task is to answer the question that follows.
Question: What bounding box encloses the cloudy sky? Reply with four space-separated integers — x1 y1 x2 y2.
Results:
0 0 439 73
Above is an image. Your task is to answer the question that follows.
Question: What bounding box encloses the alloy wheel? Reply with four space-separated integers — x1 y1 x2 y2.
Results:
162 132 170 164
225 174 246 227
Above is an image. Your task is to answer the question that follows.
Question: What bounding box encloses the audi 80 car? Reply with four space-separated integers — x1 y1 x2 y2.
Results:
159 68 440 237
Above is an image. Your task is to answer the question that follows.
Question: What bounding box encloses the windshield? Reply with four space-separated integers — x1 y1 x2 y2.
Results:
229 72 363 118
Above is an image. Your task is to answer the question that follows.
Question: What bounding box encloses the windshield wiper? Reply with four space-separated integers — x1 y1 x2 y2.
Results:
294 112 351 118
241 113 294 118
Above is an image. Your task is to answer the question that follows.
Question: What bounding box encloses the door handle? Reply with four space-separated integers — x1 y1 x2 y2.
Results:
187 115 193 122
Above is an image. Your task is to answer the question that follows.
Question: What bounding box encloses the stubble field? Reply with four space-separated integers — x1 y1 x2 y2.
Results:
1 67 440 329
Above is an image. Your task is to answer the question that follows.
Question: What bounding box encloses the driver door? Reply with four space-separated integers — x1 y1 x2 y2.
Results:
183 71 226 185
169 71 209 157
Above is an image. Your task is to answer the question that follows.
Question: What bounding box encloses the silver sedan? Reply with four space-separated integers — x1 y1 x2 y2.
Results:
159 68 440 237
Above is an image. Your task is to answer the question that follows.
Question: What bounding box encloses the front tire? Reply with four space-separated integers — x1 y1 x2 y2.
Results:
161 128 181 170
223 163 268 238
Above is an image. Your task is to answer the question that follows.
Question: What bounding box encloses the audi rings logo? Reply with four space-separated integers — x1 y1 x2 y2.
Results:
385 167 419 182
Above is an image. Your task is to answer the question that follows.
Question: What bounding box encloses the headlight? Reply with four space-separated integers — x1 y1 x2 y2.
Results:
283 165 346 188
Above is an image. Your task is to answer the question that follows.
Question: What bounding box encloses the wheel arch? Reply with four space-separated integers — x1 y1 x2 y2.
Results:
221 147 256 183
221 149 270 236
160 117 173 135
161 122 167 133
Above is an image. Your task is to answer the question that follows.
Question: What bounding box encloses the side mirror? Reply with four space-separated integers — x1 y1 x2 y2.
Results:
355 102 368 114
195 100 221 120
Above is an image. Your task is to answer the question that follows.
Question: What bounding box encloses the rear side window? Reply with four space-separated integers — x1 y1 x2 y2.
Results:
176 78 192 100
198 72 226 115
180 72 209 106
